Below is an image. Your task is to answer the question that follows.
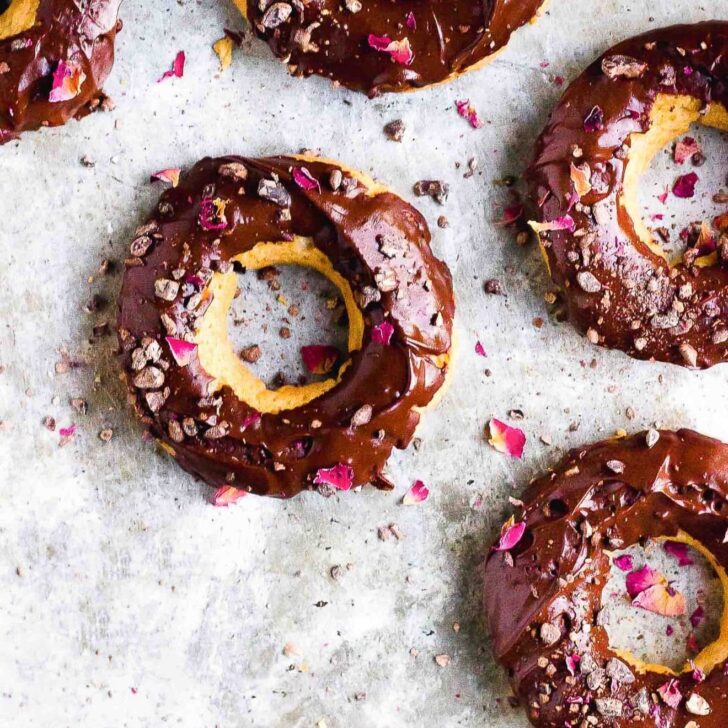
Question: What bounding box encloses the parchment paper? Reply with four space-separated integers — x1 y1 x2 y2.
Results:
1 1 727 726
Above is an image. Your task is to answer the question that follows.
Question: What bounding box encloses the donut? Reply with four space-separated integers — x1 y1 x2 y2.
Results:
0 0 122 144
526 22 728 368
234 0 547 96
117 155 454 498
484 429 728 727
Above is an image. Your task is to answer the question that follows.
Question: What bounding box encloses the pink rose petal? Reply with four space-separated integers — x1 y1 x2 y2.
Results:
402 479 429 506
405 11 416 29
292 167 321 192
198 197 228 231
59 423 77 438
455 99 485 129
673 172 698 199
241 411 261 430
633 583 686 617
626 565 666 598
158 51 186 82
313 463 354 491
496 202 524 227
613 554 634 572
488 418 526 459
367 34 414 65
657 679 682 709
529 215 576 234
673 136 701 164
494 519 526 551
690 660 705 682
663 540 694 566
690 605 705 628
565 654 580 676
165 337 197 367
212 485 248 506
657 186 669 204
150 168 181 187
49 61 86 103
371 321 394 345
475 341 487 357
687 631 699 653
301 345 339 375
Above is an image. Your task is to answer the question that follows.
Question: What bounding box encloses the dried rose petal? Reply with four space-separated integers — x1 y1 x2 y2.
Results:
158 51 186 82
241 411 261 430
198 197 228 231
313 463 354 491
371 321 394 345
213 36 234 71
488 418 526 459
633 583 686 617
583 105 604 132
687 631 699 653
657 679 682 709
367 34 414 65
405 11 416 29
690 606 705 629
565 654 581 675
292 167 321 192
690 660 706 682
674 136 701 164
212 485 248 506
496 202 524 227
455 99 485 129
529 215 576 234
494 518 526 551
475 341 487 358
613 554 634 572
150 168 181 187
402 480 429 505
301 345 339 375
49 61 86 103
626 565 666 598
570 162 592 198
657 187 669 204
663 540 694 566
166 337 197 366
673 172 698 199
59 423 77 438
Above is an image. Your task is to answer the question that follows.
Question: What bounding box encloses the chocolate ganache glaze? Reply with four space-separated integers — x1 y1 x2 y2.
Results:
238 0 546 96
0 0 122 144
527 22 728 368
485 429 728 728
117 155 454 498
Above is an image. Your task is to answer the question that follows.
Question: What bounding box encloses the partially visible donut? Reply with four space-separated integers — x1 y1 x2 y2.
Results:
484 429 728 728
234 1 547 96
0 0 122 143
117 155 454 498
527 22 728 368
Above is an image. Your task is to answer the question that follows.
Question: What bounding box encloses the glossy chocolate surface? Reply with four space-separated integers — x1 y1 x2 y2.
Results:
527 22 728 368
244 0 545 96
0 0 121 143
485 429 728 727
117 156 454 498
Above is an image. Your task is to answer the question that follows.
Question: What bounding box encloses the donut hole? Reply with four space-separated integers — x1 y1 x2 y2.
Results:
622 93 728 267
226 263 349 390
601 535 724 673
194 237 365 415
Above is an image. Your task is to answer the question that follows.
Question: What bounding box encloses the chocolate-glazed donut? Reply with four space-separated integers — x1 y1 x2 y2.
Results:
117 155 454 498
234 0 547 96
0 0 122 144
527 23 728 368
484 429 728 728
